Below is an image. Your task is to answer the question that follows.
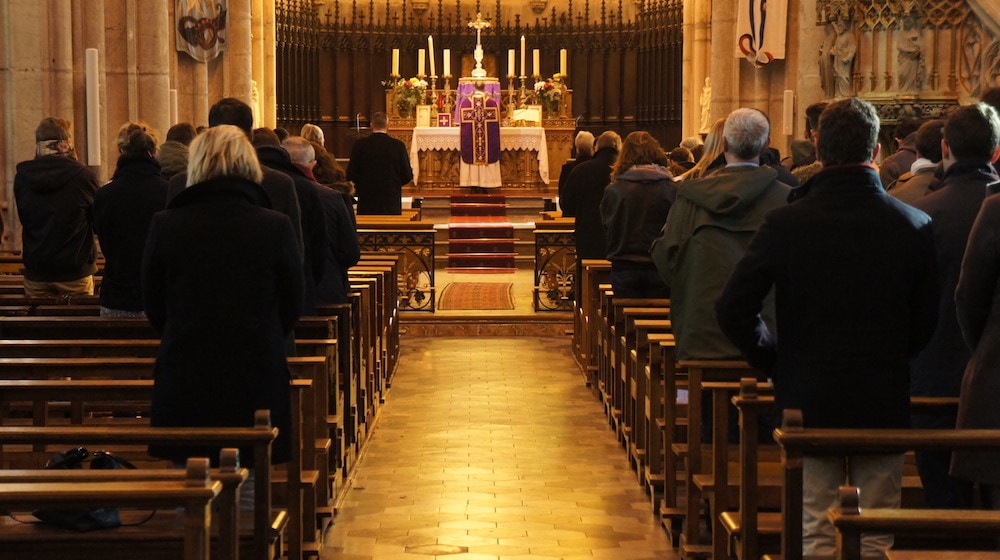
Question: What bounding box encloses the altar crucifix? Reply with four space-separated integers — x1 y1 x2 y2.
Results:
468 12 490 79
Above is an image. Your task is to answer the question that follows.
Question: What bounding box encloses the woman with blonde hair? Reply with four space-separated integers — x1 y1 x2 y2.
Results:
599 130 676 297
300 123 325 146
142 124 303 466
679 117 726 181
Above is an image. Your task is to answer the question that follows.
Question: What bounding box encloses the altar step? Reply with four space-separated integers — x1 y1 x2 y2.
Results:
447 194 517 273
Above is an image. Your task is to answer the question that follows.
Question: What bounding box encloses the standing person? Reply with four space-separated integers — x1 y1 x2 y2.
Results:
715 98 939 557
458 81 502 191
93 122 168 317
888 119 945 204
142 124 303 465
157 122 197 181
558 131 595 208
14 117 99 296
880 117 922 188
561 131 621 260
599 131 676 298
347 111 413 214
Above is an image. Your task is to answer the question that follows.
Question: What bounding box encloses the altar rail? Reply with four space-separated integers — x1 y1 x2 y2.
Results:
533 219 576 313
356 224 436 312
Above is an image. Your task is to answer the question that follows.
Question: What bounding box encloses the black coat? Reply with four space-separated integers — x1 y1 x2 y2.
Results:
560 147 618 260
315 185 361 305
142 177 304 464
93 153 168 311
346 132 413 215
716 164 939 429
558 153 592 208
910 161 1000 398
14 155 99 282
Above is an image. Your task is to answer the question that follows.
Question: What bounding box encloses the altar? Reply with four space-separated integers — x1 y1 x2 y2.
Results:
408 127 550 190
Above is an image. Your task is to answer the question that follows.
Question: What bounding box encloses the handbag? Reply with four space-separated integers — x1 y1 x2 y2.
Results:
31 447 137 531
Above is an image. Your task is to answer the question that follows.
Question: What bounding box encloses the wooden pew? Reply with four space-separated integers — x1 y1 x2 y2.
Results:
773 409 1000 560
624 313 671 480
644 332 675 507
0 449 246 560
830 485 1000 560
0 457 221 560
0 413 277 560
577 260 611 391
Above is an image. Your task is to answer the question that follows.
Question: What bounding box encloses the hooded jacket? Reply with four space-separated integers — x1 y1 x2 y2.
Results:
653 165 789 359
14 154 99 282
599 164 676 264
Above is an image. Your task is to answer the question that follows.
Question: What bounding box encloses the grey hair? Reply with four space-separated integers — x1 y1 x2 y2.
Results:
282 136 316 167
724 108 770 160
574 131 596 156
595 130 622 151
680 136 704 150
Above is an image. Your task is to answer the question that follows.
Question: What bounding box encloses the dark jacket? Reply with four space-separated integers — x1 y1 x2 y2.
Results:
716 164 939 429
888 161 941 204
93 153 168 311
910 161 999 398
880 132 918 188
156 140 189 181
558 153 592 208
954 191 1000 483
346 132 413 215
142 176 303 464
14 154 99 282
654 165 789 360
256 146 327 315
315 185 361 305
599 164 677 264
560 147 618 260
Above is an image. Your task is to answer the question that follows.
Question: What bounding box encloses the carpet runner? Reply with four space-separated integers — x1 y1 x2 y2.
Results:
437 282 515 310
447 194 516 273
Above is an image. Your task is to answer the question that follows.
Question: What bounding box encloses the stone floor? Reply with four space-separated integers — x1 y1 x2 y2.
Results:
319 336 678 559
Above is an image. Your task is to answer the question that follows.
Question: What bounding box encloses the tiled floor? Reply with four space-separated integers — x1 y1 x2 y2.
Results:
320 336 678 559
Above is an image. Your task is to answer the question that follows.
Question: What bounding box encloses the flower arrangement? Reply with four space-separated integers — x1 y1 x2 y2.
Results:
389 77 428 116
534 73 566 115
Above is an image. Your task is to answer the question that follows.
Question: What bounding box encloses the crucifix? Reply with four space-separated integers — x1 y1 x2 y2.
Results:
468 12 491 78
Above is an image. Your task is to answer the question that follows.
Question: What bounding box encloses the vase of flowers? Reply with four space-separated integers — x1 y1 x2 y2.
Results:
534 73 566 117
390 77 428 118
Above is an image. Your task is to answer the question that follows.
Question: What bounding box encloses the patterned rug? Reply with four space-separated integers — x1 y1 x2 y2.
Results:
437 282 515 310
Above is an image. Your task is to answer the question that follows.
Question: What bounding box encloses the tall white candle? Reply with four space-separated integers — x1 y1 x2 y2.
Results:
520 36 526 77
508 49 516 77
442 49 450 77
392 49 400 76
418 49 425 76
560 49 567 76
533 49 540 77
427 36 436 76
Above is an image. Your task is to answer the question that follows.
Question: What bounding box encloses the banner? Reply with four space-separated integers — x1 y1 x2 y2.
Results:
176 0 228 63
736 0 788 67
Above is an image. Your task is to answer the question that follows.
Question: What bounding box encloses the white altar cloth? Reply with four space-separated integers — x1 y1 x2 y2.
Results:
409 127 550 185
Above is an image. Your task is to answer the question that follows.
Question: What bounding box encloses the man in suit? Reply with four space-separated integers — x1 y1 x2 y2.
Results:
716 97 939 558
346 112 413 215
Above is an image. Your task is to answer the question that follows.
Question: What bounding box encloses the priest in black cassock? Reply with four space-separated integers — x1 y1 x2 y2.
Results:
459 81 502 190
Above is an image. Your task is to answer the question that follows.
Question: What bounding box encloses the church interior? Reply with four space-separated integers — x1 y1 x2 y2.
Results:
2 0 1000 559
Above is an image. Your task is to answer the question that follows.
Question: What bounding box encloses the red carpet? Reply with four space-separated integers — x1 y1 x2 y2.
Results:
447 195 516 273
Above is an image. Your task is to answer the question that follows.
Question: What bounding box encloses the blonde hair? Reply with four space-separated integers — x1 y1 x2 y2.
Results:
186 125 263 187
115 121 159 154
680 117 726 181
300 123 325 145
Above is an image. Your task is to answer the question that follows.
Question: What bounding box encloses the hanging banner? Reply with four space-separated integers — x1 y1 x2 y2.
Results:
176 0 228 63
736 0 788 67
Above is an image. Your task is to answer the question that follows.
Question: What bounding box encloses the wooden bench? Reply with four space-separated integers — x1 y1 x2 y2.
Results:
624 314 671 480
0 414 277 560
0 449 246 560
0 457 221 560
576 260 611 391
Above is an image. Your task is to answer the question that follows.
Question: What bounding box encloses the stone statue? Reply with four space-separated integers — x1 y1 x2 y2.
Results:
831 17 856 97
700 77 712 132
896 15 925 92
819 23 836 98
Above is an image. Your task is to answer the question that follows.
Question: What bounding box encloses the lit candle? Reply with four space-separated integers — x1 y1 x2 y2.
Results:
560 49 567 76
442 49 450 77
418 49 425 76
508 49 516 77
427 36 436 76
520 35 526 77
392 49 400 76
533 49 540 77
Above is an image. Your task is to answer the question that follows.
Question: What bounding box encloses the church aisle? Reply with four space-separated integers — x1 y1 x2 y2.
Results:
321 336 677 559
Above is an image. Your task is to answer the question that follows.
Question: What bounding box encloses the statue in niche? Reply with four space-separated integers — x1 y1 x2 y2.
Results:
819 23 836 97
896 15 925 92
831 17 857 97
699 77 712 132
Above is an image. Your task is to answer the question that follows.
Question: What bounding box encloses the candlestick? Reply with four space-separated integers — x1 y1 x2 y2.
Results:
392 49 400 77
533 49 540 77
508 49 516 77
427 36 436 77
560 49 567 76
520 36 526 77
418 49 425 76
442 49 450 77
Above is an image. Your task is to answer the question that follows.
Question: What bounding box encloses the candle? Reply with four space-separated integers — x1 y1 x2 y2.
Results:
520 35 526 77
392 49 400 76
508 49 516 77
442 49 450 77
533 49 540 77
418 49 425 76
560 49 567 76
427 36 436 76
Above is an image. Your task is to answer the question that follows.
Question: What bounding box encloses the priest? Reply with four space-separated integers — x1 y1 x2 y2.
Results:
459 81 502 190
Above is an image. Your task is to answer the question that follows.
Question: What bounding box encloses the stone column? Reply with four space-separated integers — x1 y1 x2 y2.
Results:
262 0 277 127
709 0 739 120
135 0 171 141
226 0 253 105
251 0 265 125
683 0 712 137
